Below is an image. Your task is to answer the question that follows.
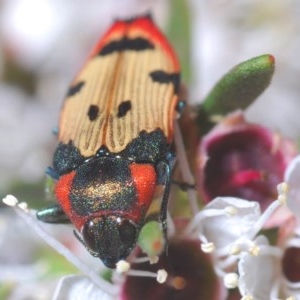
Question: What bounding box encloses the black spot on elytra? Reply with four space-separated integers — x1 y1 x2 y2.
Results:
67 81 85 97
149 70 180 94
99 37 154 56
117 100 132 118
87 105 99 121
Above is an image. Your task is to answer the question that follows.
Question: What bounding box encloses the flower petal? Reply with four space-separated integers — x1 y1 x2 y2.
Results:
197 111 297 211
197 197 261 249
238 236 278 299
285 155 300 220
52 275 116 300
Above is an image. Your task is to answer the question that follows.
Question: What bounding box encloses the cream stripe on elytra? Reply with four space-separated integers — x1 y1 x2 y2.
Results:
59 38 178 157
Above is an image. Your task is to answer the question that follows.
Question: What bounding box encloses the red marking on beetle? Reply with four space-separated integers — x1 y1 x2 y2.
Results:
55 171 84 229
54 167 155 229
129 163 157 209
55 171 75 215
90 16 179 70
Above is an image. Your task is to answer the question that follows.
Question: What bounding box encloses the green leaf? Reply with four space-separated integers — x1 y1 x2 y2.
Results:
198 54 275 132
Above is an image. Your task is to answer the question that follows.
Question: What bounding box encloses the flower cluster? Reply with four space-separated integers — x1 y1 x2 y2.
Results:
3 54 300 300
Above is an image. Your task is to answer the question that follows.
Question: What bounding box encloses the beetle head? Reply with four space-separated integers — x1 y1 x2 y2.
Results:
81 216 138 268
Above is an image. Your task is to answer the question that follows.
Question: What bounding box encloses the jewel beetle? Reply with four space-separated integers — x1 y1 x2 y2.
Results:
37 14 182 268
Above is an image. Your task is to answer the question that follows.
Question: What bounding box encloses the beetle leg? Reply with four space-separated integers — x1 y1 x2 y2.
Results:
158 157 173 251
36 204 70 224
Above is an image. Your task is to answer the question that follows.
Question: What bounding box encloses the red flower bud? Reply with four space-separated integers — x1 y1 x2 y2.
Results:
197 111 297 210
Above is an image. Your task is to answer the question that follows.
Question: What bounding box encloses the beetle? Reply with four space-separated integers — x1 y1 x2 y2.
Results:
37 14 182 268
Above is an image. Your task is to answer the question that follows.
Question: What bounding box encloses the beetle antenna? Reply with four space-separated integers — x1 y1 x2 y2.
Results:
159 160 172 254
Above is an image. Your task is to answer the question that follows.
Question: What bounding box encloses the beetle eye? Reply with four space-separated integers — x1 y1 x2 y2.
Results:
118 220 137 248
82 221 97 252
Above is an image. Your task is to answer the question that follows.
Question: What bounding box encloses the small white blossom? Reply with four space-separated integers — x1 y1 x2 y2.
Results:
185 196 283 276
237 156 300 299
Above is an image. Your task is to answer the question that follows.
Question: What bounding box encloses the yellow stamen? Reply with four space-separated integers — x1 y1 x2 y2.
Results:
249 244 260 256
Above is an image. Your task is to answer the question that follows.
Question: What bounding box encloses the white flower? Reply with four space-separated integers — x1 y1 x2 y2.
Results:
235 155 300 300
184 194 283 277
